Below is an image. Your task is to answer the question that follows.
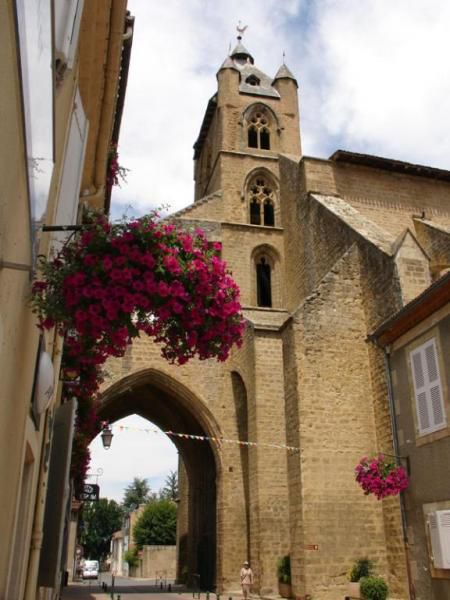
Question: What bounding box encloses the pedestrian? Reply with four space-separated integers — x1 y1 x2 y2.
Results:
240 560 253 599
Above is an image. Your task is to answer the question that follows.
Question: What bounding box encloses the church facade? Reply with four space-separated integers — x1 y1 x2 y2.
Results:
100 38 450 599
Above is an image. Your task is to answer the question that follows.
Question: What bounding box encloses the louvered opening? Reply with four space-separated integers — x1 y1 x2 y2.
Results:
410 338 446 435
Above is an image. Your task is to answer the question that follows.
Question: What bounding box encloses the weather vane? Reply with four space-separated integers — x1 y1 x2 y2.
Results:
236 21 248 41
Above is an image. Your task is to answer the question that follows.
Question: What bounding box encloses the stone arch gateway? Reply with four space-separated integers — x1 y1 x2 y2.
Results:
98 367 222 590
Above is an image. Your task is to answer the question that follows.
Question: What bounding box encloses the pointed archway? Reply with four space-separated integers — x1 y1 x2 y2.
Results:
98 369 222 590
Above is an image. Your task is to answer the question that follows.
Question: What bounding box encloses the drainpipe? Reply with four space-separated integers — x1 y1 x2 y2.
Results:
382 345 415 600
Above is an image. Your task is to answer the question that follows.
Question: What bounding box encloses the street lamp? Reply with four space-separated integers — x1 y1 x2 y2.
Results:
100 422 113 449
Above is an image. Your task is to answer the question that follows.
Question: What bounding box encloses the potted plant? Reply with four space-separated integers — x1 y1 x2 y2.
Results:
360 575 388 600
277 555 292 598
348 558 374 598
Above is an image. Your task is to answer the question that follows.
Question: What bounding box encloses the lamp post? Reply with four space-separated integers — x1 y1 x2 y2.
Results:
101 422 114 449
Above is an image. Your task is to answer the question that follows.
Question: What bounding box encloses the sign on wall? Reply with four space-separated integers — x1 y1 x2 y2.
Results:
77 484 100 502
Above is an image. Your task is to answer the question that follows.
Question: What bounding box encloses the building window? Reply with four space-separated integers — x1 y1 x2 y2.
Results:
263 200 274 226
247 112 270 150
250 198 261 225
246 75 260 86
248 177 276 226
248 126 258 148
256 258 272 307
410 338 446 436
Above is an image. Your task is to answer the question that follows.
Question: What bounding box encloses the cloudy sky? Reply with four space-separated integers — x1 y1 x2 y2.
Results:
91 0 450 502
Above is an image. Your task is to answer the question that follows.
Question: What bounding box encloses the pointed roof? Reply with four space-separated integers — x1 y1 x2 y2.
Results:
273 63 298 86
217 56 237 72
230 39 254 64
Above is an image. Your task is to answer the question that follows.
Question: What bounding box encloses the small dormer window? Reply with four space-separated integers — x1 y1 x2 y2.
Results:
246 75 260 86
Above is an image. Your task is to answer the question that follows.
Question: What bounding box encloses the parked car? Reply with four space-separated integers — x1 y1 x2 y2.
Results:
82 560 99 580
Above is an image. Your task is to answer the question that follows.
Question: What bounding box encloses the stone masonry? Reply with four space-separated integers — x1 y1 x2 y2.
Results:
98 38 450 599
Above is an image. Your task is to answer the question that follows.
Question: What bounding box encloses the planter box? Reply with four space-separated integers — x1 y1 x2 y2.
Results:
278 582 293 598
347 581 361 598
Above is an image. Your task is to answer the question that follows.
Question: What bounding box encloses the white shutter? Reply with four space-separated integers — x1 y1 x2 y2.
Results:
429 511 450 569
51 88 88 250
410 338 446 435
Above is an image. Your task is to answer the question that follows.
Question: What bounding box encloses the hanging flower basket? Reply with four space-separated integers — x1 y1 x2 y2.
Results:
31 211 245 491
32 211 245 365
355 454 408 500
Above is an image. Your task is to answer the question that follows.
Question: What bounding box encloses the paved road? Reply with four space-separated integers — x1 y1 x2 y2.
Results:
62 577 191 600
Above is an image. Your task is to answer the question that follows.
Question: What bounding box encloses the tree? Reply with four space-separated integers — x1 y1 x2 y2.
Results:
159 470 178 501
122 477 153 511
133 499 177 547
81 498 123 561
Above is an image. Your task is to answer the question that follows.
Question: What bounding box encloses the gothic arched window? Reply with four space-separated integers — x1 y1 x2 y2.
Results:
247 111 271 150
256 257 272 307
248 176 276 227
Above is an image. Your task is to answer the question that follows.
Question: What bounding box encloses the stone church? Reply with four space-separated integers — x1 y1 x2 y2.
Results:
101 36 450 599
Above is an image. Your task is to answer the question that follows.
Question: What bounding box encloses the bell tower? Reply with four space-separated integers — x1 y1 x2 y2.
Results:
193 30 301 209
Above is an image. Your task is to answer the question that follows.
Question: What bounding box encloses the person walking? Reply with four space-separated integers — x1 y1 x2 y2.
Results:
240 560 253 599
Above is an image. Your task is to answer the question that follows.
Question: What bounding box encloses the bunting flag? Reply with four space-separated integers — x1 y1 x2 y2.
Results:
112 424 299 452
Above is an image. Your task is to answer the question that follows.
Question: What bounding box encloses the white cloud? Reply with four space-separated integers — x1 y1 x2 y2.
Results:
89 414 178 503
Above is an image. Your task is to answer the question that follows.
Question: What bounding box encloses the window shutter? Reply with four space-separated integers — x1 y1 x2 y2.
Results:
410 338 446 435
54 0 84 67
51 88 88 250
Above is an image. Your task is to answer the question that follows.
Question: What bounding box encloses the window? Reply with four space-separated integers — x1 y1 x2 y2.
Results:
246 75 260 86
248 177 276 226
247 111 270 150
250 199 261 225
410 338 446 436
256 258 272 307
248 126 258 148
263 200 274 226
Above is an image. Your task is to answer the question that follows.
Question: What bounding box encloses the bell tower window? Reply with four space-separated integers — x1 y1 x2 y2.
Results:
256 258 272 307
248 126 258 148
260 128 270 150
247 112 271 150
247 176 276 226
263 200 274 226
250 198 261 225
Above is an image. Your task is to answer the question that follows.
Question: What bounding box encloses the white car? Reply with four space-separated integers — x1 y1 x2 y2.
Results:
82 560 99 580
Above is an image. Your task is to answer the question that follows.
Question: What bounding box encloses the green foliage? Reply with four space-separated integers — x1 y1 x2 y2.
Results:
360 575 389 600
133 499 177 548
124 547 139 568
159 470 178 501
349 558 374 582
277 555 291 584
123 477 153 512
81 499 123 561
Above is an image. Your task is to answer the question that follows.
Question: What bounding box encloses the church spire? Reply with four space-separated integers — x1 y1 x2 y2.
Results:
230 22 254 65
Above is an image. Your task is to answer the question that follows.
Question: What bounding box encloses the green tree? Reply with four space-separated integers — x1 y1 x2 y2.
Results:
122 477 153 511
82 498 123 561
133 499 177 547
159 470 178 501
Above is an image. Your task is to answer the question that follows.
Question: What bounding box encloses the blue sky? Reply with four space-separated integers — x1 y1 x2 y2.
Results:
92 0 450 502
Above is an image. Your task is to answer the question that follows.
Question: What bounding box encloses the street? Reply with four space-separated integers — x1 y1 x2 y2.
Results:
62 577 195 600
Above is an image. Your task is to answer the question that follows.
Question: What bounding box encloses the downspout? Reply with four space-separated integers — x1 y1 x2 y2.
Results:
380 344 415 600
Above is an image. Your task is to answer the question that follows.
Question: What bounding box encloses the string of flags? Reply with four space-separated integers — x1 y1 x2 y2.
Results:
113 424 299 453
